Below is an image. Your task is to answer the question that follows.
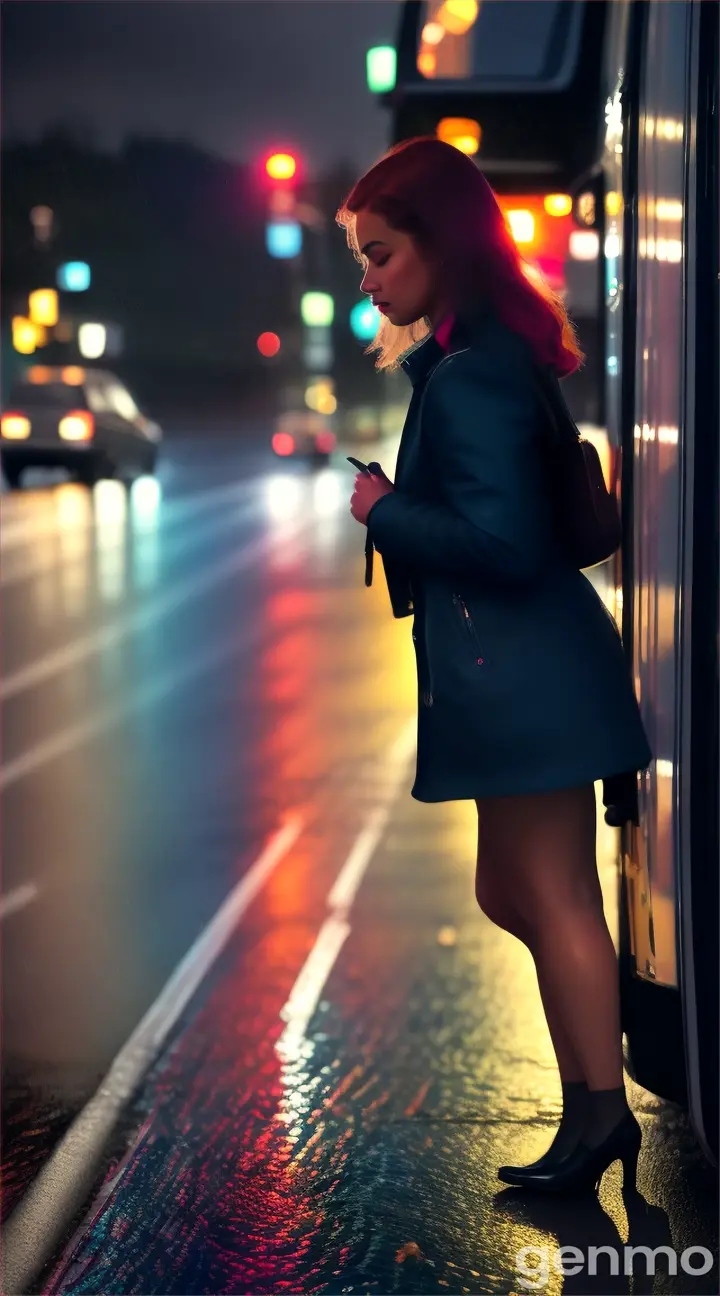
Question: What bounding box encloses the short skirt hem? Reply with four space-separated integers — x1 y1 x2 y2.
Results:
411 755 650 804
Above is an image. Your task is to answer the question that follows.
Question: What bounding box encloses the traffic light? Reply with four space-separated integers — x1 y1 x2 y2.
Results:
366 46 396 94
266 222 302 259
58 262 91 292
350 300 380 342
265 152 298 183
257 332 281 357
300 293 334 327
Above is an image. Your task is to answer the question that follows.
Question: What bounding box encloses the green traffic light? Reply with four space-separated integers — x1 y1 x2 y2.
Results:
366 46 397 94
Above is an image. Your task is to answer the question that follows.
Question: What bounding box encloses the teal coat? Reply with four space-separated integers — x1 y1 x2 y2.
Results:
366 313 651 802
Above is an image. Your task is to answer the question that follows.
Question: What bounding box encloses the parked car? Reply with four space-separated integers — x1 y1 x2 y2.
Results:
1 366 161 488
271 410 336 468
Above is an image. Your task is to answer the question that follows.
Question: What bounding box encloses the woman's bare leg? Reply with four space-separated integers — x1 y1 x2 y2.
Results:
476 785 628 1147
475 803 585 1082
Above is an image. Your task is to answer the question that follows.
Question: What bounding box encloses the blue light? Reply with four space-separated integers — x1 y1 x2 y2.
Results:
350 300 380 342
266 221 302 259
57 261 91 292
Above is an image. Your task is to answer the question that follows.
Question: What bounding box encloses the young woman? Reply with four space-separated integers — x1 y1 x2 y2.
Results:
338 138 652 1194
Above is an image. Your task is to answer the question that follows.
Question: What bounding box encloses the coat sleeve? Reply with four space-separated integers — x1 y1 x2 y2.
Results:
366 344 552 583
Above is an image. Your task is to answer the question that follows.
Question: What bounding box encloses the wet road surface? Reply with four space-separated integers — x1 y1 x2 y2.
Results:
1 437 717 1294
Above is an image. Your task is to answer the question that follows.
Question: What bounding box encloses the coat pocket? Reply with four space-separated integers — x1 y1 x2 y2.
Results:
452 594 485 666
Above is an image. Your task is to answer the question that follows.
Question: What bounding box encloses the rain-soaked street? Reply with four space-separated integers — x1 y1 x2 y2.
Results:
1 435 717 1295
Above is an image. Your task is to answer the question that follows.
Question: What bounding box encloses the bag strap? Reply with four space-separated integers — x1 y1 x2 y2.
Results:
533 366 582 448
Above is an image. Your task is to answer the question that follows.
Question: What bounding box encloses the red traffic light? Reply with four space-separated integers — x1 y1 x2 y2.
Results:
265 153 297 182
257 331 281 357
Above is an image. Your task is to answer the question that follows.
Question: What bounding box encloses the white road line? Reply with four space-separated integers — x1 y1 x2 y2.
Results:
277 717 416 1057
0 884 40 921
1 518 298 703
0 813 305 1296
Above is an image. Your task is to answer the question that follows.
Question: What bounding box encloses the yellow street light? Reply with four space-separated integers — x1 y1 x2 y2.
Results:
29 289 59 328
12 317 37 355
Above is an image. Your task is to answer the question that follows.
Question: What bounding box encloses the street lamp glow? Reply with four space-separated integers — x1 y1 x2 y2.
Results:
58 261 91 292
79 323 107 359
366 46 397 93
300 292 334 327
12 317 37 355
29 289 59 327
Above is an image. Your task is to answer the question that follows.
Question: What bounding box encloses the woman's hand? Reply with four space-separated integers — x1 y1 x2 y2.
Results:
350 471 394 525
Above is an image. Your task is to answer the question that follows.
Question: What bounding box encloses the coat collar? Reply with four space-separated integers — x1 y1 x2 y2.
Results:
399 332 446 387
399 304 495 387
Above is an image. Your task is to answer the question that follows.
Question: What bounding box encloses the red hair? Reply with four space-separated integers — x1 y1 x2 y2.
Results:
337 137 583 376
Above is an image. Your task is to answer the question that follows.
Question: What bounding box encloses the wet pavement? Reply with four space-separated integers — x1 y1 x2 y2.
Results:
1 436 717 1294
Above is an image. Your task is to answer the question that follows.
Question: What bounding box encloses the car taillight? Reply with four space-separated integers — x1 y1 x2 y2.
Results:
315 431 336 454
1 413 31 440
272 432 295 456
59 410 94 441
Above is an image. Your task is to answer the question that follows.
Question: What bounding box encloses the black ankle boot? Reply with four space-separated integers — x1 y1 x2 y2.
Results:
498 1080 588 1185
502 1109 642 1194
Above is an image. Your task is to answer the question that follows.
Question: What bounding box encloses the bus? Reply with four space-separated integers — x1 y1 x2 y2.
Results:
594 0 718 1164
385 0 719 1163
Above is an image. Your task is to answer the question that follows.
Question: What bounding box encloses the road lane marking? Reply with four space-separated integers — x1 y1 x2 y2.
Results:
277 717 416 1058
0 884 39 921
0 813 305 1296
1 515 300 703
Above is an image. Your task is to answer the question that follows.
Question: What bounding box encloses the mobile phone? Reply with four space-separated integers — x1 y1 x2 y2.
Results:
347 456 371 475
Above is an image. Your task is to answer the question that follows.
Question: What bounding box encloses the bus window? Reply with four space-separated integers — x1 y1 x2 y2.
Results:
417 0 580 84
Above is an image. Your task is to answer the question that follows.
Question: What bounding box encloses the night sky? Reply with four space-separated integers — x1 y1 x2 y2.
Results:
1 1 401 174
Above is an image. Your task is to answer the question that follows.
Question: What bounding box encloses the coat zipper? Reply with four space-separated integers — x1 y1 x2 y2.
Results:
453 595 485 665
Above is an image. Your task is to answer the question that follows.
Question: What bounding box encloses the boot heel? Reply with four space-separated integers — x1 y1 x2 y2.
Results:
621 1137 641 1192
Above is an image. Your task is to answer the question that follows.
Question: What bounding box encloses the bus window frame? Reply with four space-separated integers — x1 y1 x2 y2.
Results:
405 0 586 93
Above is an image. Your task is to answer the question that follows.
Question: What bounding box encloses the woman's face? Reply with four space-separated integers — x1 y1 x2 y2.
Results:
355 210 441 328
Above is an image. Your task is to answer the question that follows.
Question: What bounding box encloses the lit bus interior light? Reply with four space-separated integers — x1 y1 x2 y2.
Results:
437 117 481 155
576 192 596 226
62 366 86 385
506 210 535 245
544 194 572 217
421 21 445 44
638 237 682 262
605 191 622 217
437 0 478 36
418 50 437 77
569 230 599 261
655 199 683 221
28 366 52 384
